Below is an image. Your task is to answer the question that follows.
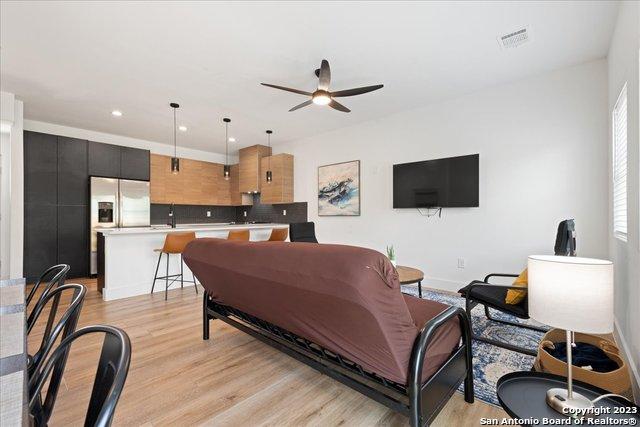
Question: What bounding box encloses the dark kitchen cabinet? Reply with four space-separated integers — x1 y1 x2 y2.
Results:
24 204 58 282
57 205 88 278
57 137 88 205
88 141 121 178
24 131 58 205
120 146 150 181
24 130 151 280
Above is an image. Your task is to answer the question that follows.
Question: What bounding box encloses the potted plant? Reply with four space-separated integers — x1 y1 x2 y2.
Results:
386 245 397 267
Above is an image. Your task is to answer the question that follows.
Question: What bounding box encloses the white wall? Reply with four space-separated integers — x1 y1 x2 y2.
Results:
9 101 24 279
0 91 24 279
23 120 238 164
0 129 11 278
277 60 609 292
608 0 640 398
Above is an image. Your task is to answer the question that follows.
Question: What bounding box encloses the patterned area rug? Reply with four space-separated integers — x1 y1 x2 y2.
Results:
401 285 548 406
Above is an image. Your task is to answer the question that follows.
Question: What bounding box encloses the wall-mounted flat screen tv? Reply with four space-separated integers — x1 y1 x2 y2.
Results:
393 154 479 208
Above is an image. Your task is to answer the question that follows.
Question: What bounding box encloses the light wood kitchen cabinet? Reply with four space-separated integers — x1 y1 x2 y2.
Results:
215 163 231 206
228 164 241 205
180 159 202 204
151 154 234 205
201 162 221 205
150 154 171 203
229 164 253 206
151 153 268 205
260 154 294 204
239 145 272 193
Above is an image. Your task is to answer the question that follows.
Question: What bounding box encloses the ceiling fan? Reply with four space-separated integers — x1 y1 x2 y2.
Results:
261 59 383 113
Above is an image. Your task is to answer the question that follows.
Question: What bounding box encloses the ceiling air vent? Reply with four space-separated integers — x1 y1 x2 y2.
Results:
497 27 531 49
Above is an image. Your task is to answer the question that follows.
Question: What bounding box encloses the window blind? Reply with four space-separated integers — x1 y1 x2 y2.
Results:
612 84 627 241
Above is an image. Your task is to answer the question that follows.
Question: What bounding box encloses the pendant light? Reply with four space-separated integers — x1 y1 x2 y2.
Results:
223 118 231 180
170 102 180 174
265 130 273 183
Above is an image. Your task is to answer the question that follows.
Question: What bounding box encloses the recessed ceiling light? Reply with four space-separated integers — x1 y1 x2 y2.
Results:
228 137 236 142
178 125 187 132
111 110 123 117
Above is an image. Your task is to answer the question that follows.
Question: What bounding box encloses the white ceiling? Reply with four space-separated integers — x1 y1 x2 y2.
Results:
1 1 619 154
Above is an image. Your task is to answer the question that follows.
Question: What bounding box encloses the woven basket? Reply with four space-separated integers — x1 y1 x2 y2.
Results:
533 328 631 397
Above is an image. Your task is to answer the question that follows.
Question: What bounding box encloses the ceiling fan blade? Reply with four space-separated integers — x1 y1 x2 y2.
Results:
288 99 313 112
328 99 350 113
330 84 384 97
317 59 331 91
261 83 311 96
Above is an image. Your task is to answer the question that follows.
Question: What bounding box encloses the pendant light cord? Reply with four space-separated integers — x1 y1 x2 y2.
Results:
268 132 271 170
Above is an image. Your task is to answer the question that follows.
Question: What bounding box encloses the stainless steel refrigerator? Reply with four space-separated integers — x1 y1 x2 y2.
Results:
90 177 150 274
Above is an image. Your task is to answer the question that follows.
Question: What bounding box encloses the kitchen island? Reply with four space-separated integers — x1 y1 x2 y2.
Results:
98 223 288 301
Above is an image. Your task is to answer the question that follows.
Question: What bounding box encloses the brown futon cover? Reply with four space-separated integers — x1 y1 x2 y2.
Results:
183 238 461 385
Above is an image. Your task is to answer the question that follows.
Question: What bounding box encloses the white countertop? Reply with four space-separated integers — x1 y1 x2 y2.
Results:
99 223 288 300
99 223 289 236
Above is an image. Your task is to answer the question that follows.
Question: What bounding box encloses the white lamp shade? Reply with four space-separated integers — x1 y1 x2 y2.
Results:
528 255 613 334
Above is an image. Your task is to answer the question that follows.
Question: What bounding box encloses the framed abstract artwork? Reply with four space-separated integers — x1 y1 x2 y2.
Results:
318 160 360 216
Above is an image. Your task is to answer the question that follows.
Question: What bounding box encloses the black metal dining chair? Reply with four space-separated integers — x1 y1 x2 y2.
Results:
289 222 318 243
26 264 70 320
27 284 86 377
28 325 132 427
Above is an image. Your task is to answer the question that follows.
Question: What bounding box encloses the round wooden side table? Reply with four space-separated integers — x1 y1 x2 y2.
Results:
396 265 424 298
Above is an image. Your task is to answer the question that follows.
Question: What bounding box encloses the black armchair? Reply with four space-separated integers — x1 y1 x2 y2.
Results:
289 222 318 243
459 219 575 355
458 273 547 356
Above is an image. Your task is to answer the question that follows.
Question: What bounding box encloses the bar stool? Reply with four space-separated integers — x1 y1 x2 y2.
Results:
227 229 250 241
268 228 288 241
151 232 198 300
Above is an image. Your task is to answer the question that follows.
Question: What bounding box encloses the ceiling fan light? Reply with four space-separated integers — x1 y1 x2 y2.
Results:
312 94 331 105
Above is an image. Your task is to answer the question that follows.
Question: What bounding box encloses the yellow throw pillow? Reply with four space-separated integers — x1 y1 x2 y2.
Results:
505 268 528 305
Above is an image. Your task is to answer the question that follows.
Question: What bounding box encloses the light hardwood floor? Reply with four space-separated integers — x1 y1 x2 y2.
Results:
28 279 507 426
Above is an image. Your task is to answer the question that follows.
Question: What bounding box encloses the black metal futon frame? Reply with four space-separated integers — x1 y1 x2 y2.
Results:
203 293 474 426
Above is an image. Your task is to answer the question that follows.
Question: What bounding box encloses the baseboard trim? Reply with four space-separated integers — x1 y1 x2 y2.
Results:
103 281 197 301
614 317 639 404
421 277 462 293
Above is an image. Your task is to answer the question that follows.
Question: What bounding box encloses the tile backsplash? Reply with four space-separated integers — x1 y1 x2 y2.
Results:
151 204 236 225
236 195 308 224
151 196 307 225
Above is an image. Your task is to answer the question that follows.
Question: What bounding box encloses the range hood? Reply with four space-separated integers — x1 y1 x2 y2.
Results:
238 144 272 193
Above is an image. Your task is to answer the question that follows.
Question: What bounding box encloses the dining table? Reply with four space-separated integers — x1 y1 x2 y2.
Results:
0 277 28 426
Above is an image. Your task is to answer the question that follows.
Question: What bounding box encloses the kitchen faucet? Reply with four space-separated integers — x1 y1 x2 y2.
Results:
168 203 176 228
